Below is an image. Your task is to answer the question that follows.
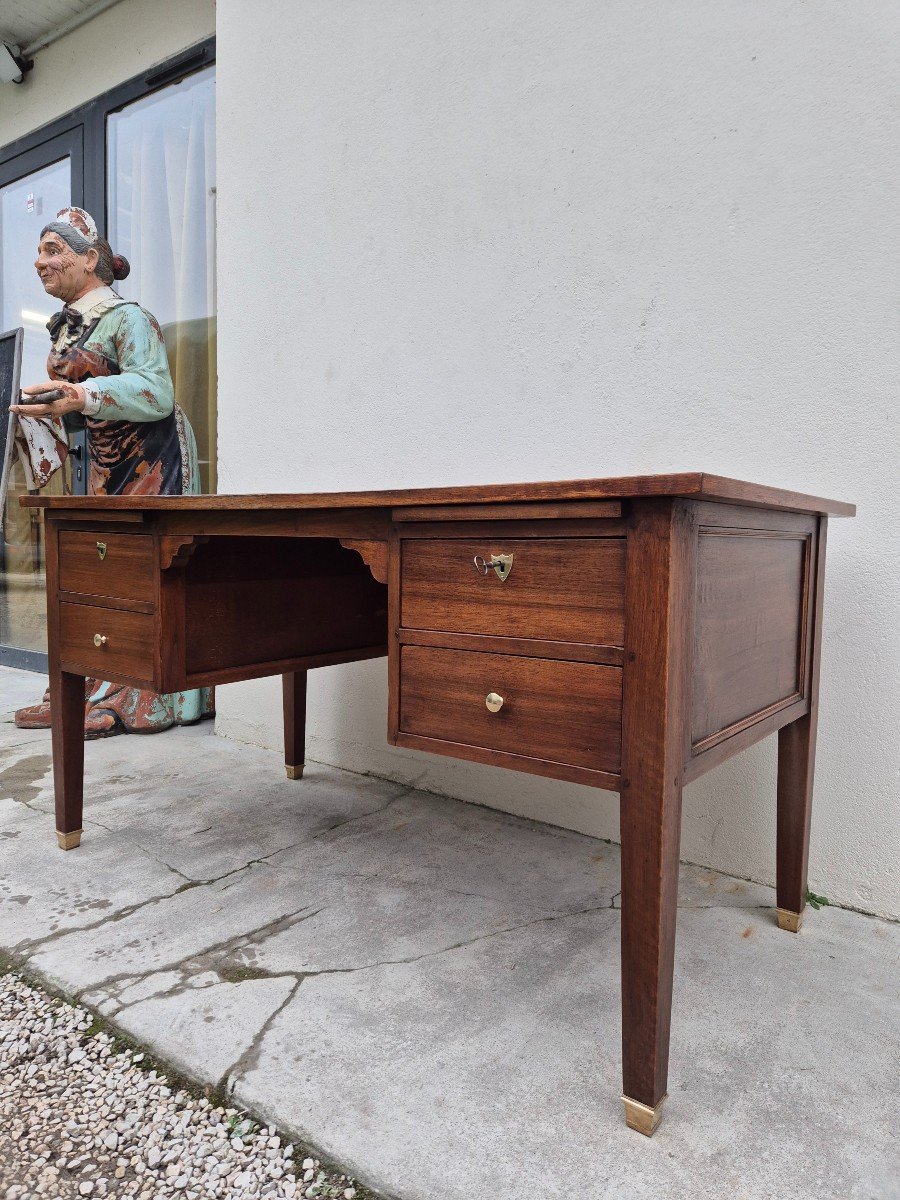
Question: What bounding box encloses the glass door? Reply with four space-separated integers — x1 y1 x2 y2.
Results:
0 131 82 668
108 65 216 492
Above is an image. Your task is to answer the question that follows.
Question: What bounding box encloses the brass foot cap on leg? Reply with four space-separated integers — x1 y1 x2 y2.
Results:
622 1093 666 1136
56 829 82 851
285 764 304 780
776 907 804 932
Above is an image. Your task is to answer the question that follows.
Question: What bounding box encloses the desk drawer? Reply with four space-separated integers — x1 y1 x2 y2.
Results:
58 601 155 683
59 531 154 603
399 645 622 773
401 537 625 645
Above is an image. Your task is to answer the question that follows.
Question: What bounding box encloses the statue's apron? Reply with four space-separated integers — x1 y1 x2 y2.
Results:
49 304 213 735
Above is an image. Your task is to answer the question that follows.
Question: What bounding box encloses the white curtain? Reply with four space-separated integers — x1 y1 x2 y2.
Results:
109 66 217 490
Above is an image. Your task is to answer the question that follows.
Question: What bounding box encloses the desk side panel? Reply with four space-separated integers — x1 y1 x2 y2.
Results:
686 503 817 778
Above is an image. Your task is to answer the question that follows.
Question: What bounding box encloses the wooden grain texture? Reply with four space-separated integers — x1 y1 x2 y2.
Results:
46 519 86 839
619 498 695 1110
57 592 153 615
183 537 388 676
401 537 626 645
399 645 622 773
58 601 155 686
691 529 810 745
156 549 187 693
22 472 856 516
283 671 307 775
51 671 86 839
776 517 828 917
398 518 628 540
58 531 154 602
691 502 817 534
184 645 386 689
392 501 622 521
683 696 808 784
158 534 210 570
45 509 146 525
34 480 852 1126
399 627 624 666
393 730 621 791
339 539 389 583
155 509 392 541
387 526 403 743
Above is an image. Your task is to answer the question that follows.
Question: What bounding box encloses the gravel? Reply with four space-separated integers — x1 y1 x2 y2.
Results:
0 973 366 1200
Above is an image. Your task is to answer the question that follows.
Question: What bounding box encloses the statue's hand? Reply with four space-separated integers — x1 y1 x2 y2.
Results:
11 381 86 418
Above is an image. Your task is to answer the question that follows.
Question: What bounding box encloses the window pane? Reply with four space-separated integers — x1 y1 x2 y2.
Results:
108 66 216 492
0 158 71 655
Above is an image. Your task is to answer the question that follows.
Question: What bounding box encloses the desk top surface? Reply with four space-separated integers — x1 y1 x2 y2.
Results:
22 472 855 517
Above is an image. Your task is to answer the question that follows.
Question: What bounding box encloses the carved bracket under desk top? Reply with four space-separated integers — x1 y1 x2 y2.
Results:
339 539 389 584
159 534 211 570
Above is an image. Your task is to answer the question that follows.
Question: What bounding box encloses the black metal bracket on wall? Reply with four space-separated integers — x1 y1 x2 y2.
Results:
0 34 215 237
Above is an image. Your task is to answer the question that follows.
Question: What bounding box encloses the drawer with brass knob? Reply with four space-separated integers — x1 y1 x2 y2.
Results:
58 531 154 604
400 537 625 646
398 644 622 777
58 601 155 686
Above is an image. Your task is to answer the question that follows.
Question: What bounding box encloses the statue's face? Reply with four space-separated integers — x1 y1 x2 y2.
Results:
35 232 96 303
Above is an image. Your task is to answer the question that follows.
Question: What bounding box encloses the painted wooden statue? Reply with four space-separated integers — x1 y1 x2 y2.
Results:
12 206 213 737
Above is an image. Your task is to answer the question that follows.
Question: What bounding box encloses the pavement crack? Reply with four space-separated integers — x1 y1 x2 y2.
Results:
332 868 526 906
12 884 199 958
93 906 326 1016
12 852 310 962
310 791 410 840
220 974 304 1096
78 816 195 884
219 900 618 1091
271 901 617 988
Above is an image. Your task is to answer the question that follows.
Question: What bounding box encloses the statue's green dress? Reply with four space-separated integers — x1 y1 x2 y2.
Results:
14 285 213 737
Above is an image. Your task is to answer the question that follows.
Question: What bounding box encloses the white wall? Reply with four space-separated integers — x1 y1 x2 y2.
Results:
0 0 215 146
215 1 899 920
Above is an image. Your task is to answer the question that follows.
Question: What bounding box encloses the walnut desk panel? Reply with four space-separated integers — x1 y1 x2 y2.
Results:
24 474 854 1136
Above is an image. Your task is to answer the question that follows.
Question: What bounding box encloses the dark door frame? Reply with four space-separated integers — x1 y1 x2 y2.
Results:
0 35 215 673
0 36 215 234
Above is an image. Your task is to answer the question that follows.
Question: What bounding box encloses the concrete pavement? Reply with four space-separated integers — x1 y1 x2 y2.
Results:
1 666 897 1200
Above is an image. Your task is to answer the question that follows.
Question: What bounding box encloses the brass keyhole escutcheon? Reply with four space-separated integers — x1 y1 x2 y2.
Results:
485 692 504 713
473 553 513 582
93 633 108 648
96 541 107 561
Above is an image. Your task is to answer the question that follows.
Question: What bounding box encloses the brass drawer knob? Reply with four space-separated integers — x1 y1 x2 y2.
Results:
96 541 107 560
485 692 504 713
473 553 513 582
93 633 108 648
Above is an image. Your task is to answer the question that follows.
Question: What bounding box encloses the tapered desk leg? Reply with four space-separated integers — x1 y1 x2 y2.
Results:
282 671 307 779
775 716 815 931
775 516 827 933
51 670 86 850
620 778 683 1134
619 499 694 1135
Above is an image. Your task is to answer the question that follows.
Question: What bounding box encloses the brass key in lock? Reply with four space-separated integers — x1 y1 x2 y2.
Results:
473 552 513 582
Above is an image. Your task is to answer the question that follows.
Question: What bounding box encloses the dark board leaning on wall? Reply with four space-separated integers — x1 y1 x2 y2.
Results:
0 328 24 541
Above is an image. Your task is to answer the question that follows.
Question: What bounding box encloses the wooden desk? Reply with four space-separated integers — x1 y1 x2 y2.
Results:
24 473 854 1135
